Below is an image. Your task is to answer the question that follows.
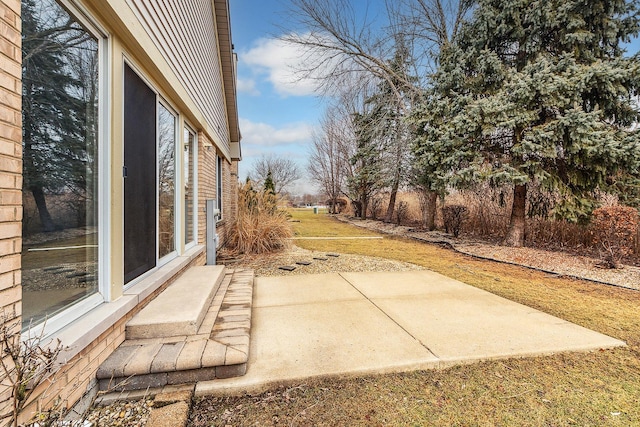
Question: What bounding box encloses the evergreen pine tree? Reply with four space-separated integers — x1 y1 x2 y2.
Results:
348 110 385 219
22 0 97 231
413 0 640 246
263 170 276 195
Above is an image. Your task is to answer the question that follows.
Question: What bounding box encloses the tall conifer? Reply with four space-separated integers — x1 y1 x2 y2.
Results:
413 0 640 246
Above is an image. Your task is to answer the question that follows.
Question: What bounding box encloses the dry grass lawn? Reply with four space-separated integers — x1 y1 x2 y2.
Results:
190 209 640 426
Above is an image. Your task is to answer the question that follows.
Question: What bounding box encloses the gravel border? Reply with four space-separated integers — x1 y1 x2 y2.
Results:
219 245 424 277
335 216 640 291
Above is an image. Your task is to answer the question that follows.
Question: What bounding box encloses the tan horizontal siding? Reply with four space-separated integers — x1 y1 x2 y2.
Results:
129 0 230 150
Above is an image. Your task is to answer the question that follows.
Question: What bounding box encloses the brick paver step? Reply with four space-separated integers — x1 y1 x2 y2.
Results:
97 268 254 391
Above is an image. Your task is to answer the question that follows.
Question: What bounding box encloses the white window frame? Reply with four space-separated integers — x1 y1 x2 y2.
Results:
25 0 111 339
157 100 179 265
121 60 191 288
184 124 198 249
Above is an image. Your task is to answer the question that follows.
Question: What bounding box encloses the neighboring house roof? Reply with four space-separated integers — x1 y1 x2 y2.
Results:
213 0 242 161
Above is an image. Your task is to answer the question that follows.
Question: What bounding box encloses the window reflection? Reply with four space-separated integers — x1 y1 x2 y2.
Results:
158 104 175 258
21 0 100 328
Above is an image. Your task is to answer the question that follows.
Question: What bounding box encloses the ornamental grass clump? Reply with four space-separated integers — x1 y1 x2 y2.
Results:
227 181 293 254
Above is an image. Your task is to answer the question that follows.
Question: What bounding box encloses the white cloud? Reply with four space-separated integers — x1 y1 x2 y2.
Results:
237 118 316 193
240 35 326 97
236 78 260 96
239 117 312 147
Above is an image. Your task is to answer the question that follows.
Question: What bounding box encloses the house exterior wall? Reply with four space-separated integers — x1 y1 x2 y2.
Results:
0 0 241 423
0 0 21 419
128 0 231 156
196 133 237 247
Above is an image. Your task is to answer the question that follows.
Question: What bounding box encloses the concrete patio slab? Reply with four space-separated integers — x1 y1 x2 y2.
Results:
254 273 364 307
341 270 471 297
196 271 625 396
345 271 622 362
256 299 437 367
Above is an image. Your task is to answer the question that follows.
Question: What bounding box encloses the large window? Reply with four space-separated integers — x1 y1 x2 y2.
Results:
21 0 103 329
158 104 176 258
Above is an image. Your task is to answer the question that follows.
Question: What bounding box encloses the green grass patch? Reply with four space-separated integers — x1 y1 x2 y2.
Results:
289 208 378 238
192 212 640 426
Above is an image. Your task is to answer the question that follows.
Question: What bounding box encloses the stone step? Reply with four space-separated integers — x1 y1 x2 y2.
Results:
126 265 226 340
97 268 254 391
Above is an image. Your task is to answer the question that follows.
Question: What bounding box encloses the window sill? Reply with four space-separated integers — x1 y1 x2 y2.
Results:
51 245 205 364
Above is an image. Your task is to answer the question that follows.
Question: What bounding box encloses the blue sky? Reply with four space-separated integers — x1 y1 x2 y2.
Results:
230 0 321 195
229 0 640 196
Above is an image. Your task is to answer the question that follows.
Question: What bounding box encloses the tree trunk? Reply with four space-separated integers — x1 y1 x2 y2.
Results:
384 184 399 223
504 184 527 247
351 200 361 217
425 191 437 230
31 186 55 232
417 189 438 230
360 194 368 219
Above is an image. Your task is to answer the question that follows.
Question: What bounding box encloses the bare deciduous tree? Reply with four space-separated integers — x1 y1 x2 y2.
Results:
249 154 302 195
309 110 348 213
282 0 472 224
281 0 473 101
282 0 415 106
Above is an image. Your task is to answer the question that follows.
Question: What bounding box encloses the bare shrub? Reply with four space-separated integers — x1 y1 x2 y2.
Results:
398 193 422 223
1 313 64 427
369 196 384 220
364 192 421 225
368 186 638 265
526 218 590 249
386 192 422 225
396 201 409 225
443 205 468 237
591 205 639 268
449 184 598 251
227 181 293 255
447 186 510 237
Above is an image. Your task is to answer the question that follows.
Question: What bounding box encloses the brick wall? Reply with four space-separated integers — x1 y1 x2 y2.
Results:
197 133 236 248
0 0 22 423
197 132 215 246
228 161 238 219
217 157 236 245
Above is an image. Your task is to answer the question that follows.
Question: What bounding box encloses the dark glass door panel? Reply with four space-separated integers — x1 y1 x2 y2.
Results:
124 64 156 283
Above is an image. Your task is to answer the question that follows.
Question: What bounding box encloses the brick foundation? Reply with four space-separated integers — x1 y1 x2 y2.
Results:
16 252 206 424
197 133 237 247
